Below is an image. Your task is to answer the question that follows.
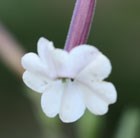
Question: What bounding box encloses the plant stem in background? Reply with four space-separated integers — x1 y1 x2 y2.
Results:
0 24 25 75
64 0 96 51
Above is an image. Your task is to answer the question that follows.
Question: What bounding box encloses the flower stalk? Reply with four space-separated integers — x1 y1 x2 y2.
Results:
64 0 96 51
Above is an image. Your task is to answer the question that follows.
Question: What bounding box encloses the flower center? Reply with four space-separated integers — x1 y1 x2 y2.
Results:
61 78 74 83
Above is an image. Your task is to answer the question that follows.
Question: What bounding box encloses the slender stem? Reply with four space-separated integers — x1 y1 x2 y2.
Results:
0 24 25 76
64 0 96 52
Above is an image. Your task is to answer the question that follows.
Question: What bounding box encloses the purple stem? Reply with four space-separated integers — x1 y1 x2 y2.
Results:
64 0 96 52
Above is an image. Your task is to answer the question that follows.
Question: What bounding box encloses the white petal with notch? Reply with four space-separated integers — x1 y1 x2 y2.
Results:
76 54 112 82
41 80 63 117
23 71 49 93
60 81 85 123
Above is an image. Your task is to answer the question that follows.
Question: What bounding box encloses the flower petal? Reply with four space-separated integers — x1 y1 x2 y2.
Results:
21 52 51 77
85 92 108 115
37 37 54 63
41 80 63 117
52 49 69 77
60 81 85 123
37 37 57 78
22 53 43 72
76 53 112 82
91 82 117 104
77 81 117 115
23 71 49 93
68 45 99 78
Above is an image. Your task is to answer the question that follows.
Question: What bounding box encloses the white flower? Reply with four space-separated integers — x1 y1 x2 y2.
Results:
21 37 117 123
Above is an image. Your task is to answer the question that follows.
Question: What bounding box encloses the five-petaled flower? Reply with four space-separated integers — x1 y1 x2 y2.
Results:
21 37 117 123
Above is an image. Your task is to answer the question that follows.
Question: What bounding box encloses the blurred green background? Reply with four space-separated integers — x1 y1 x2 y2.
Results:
0 0 140 138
